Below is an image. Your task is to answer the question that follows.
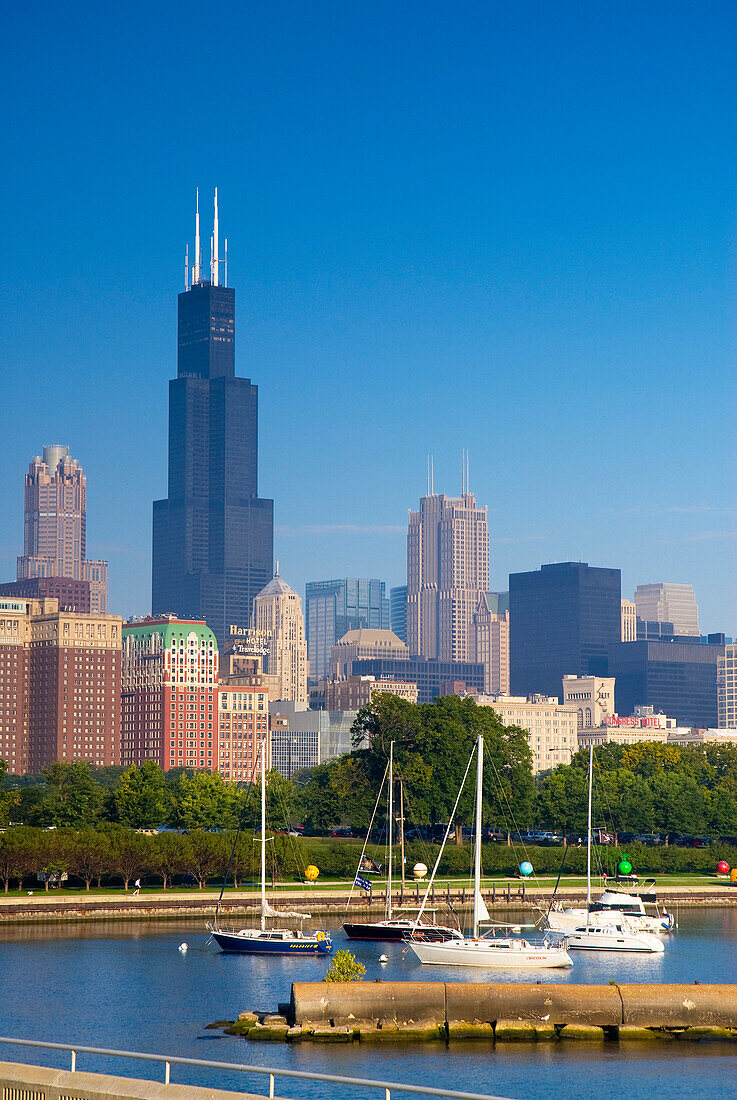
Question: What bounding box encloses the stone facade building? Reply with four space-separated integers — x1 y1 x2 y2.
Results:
561 675 616 728
16 446 108 614
252 569 308 703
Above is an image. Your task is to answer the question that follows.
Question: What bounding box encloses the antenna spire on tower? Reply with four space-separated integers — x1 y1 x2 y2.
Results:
185 243 189 290
193 188 201 284
212 187 219 286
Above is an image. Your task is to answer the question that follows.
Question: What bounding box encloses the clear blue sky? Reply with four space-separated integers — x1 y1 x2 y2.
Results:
1 1 735 631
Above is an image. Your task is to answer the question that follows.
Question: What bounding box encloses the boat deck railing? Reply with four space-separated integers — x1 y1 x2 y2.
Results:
0 1035 516 1100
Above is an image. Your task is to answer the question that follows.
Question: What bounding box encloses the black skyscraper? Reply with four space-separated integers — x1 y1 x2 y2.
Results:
509 561 621 698
152 192 273 646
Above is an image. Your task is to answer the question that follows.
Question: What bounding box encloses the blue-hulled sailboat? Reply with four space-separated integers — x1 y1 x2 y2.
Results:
207 735 332 956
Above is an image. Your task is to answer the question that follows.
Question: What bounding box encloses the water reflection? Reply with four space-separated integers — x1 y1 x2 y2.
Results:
0 910 735 1099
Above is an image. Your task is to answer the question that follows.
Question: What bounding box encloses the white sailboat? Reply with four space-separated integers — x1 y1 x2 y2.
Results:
408 736 573 969
545 746 664 955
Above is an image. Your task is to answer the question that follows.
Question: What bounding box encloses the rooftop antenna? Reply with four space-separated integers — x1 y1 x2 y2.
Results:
212 187 219 286
193 188 201 284
431 454 434 495
184 243 189 290
224 237 228 287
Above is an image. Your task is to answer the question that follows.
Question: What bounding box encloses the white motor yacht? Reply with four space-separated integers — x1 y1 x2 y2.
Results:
543 747 668 954
556 914 665 953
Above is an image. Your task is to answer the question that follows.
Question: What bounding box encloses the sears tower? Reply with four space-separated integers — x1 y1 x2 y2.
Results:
152 190 274 645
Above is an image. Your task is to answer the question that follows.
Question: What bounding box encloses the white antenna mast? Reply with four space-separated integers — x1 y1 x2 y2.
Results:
193 188 201 284
431 454 434 495
185 243 189 290
224 237 228 287
212 187 219 286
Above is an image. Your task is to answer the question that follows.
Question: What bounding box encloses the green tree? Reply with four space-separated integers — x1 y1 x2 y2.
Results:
323 949 366 983
148 831 188 889
170 771 242 830
114 761 169 828
0 828 37 892
537 765 588 835
109 828 151 890
185 830 226 888
32 762 104 827
68 829 112 890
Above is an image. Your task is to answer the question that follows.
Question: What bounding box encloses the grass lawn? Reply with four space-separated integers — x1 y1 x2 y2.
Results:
0 872 734 899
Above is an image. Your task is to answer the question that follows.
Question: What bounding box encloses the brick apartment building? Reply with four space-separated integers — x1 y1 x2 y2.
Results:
0 597 122 774
121 617 218 770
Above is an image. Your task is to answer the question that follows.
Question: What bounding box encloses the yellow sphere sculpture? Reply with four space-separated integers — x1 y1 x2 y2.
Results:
304 865 320 881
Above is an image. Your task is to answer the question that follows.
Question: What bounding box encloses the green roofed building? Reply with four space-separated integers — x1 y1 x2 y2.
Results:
122 615 218 770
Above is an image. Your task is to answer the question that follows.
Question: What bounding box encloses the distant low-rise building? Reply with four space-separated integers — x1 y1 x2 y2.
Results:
348 655 485 703
562 675 615 728
330 628 409 679
314 675 418 712
472 693 578 773
268 701 364 776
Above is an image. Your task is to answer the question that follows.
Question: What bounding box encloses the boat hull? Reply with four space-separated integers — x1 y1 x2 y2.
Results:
212 931 332 955
343 921 458 942
547 909 671 935
409 938 572 968
563 930 664 953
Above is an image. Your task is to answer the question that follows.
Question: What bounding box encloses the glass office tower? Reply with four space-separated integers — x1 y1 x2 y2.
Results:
509 561 621 699
152 220 273 647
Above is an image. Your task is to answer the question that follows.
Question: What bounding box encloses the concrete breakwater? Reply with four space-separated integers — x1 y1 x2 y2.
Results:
219 982 737 1044
0 883 736 923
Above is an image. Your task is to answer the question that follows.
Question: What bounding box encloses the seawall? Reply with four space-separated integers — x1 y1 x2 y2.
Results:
222 982 737 1044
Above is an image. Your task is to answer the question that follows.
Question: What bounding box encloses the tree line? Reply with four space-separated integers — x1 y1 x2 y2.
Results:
2 696 737 841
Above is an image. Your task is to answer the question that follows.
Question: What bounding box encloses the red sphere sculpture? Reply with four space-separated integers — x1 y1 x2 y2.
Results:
717 860 730 875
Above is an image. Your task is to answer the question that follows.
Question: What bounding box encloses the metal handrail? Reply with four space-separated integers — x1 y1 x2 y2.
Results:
0 1035 516 1100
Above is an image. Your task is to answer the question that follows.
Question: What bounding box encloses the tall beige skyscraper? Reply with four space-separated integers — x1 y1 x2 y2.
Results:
17 446 108 614
407 486 489 661
252 566 308 703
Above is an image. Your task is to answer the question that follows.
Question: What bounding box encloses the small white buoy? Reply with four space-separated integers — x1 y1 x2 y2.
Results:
179 942 188 952
27 891 33 896
379 954 388 963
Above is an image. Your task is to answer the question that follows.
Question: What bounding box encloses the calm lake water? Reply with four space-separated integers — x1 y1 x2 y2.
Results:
0 910 736 1100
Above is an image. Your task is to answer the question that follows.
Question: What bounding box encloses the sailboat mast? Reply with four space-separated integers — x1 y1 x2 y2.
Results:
586 743 593 910
261 733 267 931
399 777 406 894
473 736 484 939
387 741 394 920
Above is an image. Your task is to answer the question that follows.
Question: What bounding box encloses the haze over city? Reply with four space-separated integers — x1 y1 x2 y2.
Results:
1 1 735 631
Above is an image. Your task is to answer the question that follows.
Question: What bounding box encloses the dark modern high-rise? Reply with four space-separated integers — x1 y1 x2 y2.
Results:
509 562 621 698
305 577 390 681
152 191 273 647
608 638 724 729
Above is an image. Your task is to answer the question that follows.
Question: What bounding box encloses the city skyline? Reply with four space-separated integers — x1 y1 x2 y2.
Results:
1 4 735 631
